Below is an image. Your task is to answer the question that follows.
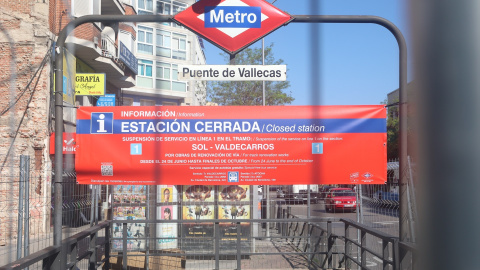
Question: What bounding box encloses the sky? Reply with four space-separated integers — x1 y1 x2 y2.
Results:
201 0 411 106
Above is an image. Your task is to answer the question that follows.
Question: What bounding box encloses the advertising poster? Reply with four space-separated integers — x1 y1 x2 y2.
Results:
156 206 178 250
219 185 250 202
183 185 215 202
113 185 146 204
219 205 251 251
76 106 387 185
112 206 146 251
157 185 178 203
219 205 250 220
182 205 214 220
181 205 214 252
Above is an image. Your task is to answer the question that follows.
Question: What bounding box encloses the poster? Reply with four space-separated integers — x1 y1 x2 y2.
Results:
156 206 178 249
182 205 214 220
219 205 251 251
157 185 178 203
112 206 146 251
113 185 146 204
183 185 215 203
218 185 250 202
76 105 387 185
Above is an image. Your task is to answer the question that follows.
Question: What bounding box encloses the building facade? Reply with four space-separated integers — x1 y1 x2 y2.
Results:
123 0 207 107
0 0 139 242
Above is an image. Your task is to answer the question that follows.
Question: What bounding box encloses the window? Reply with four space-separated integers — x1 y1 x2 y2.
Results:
138 27 187 60
138 59 153 88
172 33 187 60
156 62 171 89
163 101 178 106
138 26 153 55
138 0 153 14
156 30 171 58
140 99 155 106
152 62 186 92
171 64 186 92
123 97 134 106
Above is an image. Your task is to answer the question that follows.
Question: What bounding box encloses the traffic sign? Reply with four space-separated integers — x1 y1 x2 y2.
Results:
174 0 292 55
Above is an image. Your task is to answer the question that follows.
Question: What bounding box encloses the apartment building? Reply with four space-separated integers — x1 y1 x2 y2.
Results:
123 0 207 106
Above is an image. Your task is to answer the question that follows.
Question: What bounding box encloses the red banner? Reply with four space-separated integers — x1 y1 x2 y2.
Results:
75 106 387 185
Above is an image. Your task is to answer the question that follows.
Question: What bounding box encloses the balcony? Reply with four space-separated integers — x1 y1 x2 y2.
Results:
101 0 125 15
67 26 135 89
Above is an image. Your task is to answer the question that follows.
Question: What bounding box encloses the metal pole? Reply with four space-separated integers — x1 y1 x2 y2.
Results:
262 38 265 106
412 1 480 269
23 155 30 270
407 156 418 238
17 155 26 260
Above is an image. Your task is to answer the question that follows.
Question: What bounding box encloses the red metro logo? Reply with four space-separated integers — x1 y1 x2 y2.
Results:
174 0 292 54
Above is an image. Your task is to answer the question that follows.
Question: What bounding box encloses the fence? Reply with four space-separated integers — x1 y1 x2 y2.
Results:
0 214 417 270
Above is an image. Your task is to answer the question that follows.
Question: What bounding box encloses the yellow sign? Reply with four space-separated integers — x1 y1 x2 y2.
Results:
75 73 106 96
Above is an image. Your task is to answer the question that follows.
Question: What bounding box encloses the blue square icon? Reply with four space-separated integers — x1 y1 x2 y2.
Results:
228 172 239 182
131 143 142 155
312 143 323 154
91 112 113 134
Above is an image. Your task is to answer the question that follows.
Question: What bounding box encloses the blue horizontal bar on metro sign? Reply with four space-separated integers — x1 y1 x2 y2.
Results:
76 119 386 134
204 6 261 28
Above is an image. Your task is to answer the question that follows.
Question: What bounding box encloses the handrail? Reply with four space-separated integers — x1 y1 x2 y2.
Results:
341 218 399 240
0 221 110 270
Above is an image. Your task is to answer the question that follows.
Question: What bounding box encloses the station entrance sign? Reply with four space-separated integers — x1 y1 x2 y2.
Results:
174 0 293 54
75 106 387 185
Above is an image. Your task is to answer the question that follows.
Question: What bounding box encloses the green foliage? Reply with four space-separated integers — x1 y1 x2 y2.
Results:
207 44 294 105
382 98 399 159
387 115 399 159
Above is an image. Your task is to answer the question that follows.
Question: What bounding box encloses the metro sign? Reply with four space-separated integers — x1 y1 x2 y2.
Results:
174 0 292 55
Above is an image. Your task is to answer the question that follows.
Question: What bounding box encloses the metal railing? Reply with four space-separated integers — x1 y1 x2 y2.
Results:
101 34 117 59
0 221 110 270
0 216 416 270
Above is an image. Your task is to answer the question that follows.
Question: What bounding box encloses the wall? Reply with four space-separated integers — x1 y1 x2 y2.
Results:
0 0 53 242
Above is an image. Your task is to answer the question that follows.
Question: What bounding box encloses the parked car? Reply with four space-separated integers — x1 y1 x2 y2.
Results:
325 188 357 213
319 185 334 199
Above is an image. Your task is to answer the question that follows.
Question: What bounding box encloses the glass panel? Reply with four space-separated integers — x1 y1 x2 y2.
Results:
156 47 171 57
138 44 153 54
172 50 186 60
138 31 145 42
157 2 164 14
146 65 152 77
172 38 179 49
164 68 171 79
146 0 153 10
156 66 164 78
172 67 178 80
164 36 171 48
173 33 186 39
146 32 153 43
138 10 153 15
138 77 153 88
138 0 145 9
156 79 171 90
179 39 186 50
156 34 163 46
172 81 186 92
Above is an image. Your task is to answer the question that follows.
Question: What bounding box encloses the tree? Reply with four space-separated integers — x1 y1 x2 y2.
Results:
382 98 399 159
207 44 294 105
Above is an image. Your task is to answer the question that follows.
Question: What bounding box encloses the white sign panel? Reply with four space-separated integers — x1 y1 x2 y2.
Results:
178 65 287 81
